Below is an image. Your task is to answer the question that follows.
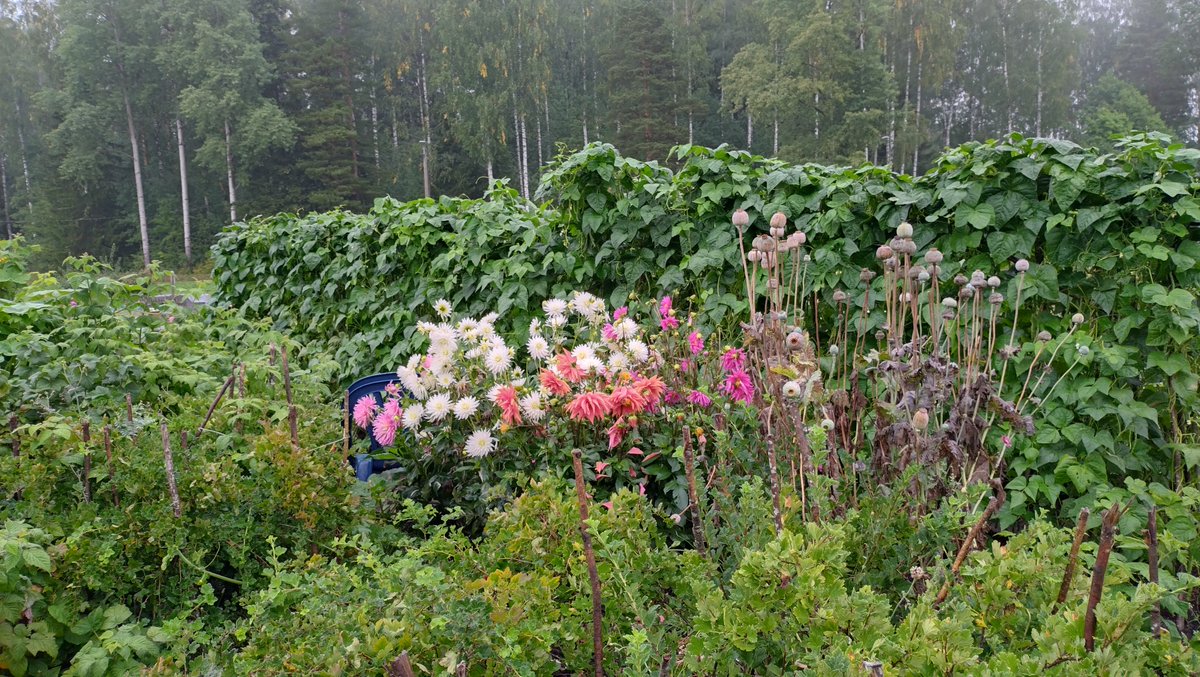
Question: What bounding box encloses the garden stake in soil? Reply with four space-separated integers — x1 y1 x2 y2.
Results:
282 345 300 451
197 373 236 437
682 426 706 557
935 482 1004 606
1054 507 1090 609
125 393 133 422
104 425 117 507
1084 503 1123 652
8 415 16 459
1147 505 1162 635
161 423 182 518
81 420 92 504
385 652 416 677
342 389 351 457
572 449 604 677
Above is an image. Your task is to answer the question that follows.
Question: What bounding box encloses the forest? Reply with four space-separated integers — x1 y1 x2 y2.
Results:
0 0 1197 269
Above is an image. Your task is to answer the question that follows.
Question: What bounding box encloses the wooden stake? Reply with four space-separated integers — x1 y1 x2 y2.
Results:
287 405 300 453
268 343 277 387
572 449 604 677
197 374 235 437
180 430 188 451
1084 504 1122 652
161 423 182 518
281 344 294 406
765 422 784 536
1054 508 1090 608
81 420 92 504
863 661 884 677
1147 505 1162 636
385 652 416 677
104 426 118 508
935 486 1004 606
125 393 133 422
343 390 351 457
234 363 244 435
681 427 706 556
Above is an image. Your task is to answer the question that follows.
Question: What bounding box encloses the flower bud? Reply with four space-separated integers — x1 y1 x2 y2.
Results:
732 210 750 228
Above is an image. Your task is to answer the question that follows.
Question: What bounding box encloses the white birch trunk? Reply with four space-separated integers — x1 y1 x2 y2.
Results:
746 112 753 149
1 154 12 239
912 62 922 174
224 119 237 222
124 89 151 268
175 118 192 264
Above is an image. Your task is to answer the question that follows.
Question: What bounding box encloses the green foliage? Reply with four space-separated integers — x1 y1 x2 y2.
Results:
1 521 166 676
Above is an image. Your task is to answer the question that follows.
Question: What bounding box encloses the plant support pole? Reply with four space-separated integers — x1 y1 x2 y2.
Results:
682 426 706 556
935 484 1004 606
161 423 182 518
104 426 118 507
572 449 604 677
1147 505 1161 635
1084 504 1122 652
81 420 92 503
1054 508 1090 608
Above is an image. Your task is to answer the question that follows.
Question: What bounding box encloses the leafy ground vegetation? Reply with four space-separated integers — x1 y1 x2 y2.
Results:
4 135 1200 674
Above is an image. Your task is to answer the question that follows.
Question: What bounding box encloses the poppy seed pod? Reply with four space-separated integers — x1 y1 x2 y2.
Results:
770 212 787 230
924 249 944 264
954 274 968 286
1015 259 1029 273
732 210 750 228
989 292 1004 305
918 269 930 283
942 310 956 321
830 344 840 356
1077 345 1091 357
959 284 975 298
860 269 876 283
794 232 807 245
770 226 785 238
987 276 1001 288
942 297 958 308
747 250 761 263
908 265 925 279
897 221 913 239
833 290 848 303
876 245 894 260
912 408 929 431
884 257 898 270
786 330 804 349
1037 330 1052 342
1071 312 1085 325
759 236 776 252
971 270 987 286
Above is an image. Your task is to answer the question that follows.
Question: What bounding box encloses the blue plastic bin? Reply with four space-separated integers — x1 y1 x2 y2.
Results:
345 372 403 480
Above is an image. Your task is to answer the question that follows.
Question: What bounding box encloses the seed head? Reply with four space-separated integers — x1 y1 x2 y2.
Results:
971 270 987 286
912 408 929 431
924 249 944 265
821 418 835 430
941 297 958 308
1037 330 1052 342
829 344 840 356
732 210 750 228
954 274 968 286
1077 344 1090 357
897 221 914 239
1015 259 1029 273
770 226 785 238
786 330 804 350
989 292 1004 305
987 276 1001 288
1071 313 1085 325
782 380 801 398
832 290 848 303
876 245 894 260
770 212 787 230
859 269 876 283
747 250 761 263
918 269 931 283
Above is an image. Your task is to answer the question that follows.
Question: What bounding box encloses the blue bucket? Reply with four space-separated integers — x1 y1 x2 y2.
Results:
345 372 404 480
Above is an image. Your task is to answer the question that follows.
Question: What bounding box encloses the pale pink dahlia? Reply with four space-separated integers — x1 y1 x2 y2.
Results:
353 395 379 429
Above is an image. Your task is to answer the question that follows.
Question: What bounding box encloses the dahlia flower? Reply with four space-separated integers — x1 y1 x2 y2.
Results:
464 429 497 458
424 393 452 422
686 390 713 408
453 396 480 420
539 369 572 396
609 386 649 418
720 348 747 373
353 395 379 429
495 385 522 426
688 331 705 355
566 392 612 423
720 369 755 404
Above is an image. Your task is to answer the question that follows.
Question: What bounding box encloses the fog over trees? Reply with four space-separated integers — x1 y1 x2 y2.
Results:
0 0 1196 266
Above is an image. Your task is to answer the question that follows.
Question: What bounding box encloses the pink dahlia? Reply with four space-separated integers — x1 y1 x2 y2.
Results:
353 395 379 429
687 331 705 355
602 323 619 342
495 385 522 426
566 391 612 423
372 399 402 446
613 306 628 321
609 386 649 418
607 420 626 449
720 348 746 373
555 352 588 383
633 375 666 405
540 369 572 396
720 369 755 404
686 390 712 408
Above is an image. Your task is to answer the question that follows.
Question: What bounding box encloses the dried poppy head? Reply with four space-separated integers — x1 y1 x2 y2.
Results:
732 210 750 228
924 249 944 265
1015 258 1029 273
896 221 913 239
876 245 894 260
